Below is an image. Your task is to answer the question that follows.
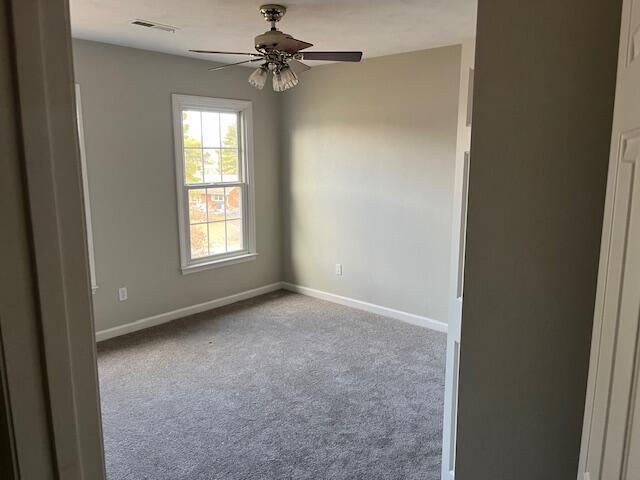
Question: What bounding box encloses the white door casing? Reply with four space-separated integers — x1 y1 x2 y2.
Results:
442 39 475 480
75 84 98 294
579 0 640 478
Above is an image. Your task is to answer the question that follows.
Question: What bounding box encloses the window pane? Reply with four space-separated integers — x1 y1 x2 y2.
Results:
220 149 239 182
208 222 226 254
220 113 238 148
203 149 221 183
184 148 203 184
202 111 220 148
182 110 201 147
206 188 225 221
225 186 242 220
188 189 207 223
227 219 243 252
190 224 208 259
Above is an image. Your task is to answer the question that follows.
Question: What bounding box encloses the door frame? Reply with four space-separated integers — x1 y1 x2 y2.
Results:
576 100 624 480
442 38 475 480
578 0 637 477
1 0 105 478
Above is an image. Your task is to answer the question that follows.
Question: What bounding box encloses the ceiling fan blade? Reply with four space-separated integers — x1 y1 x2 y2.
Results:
190 49 262 57
208 58 264 71
301 51 363 62
274 37 313 54
289 59 311 74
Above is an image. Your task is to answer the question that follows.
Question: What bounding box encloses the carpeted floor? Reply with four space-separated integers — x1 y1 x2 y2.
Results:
98 290 446 480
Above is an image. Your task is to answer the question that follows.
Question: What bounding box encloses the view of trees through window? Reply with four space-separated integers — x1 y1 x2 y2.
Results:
182 110 244 259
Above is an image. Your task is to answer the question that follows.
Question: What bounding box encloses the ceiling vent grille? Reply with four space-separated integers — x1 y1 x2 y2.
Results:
131 19 178 33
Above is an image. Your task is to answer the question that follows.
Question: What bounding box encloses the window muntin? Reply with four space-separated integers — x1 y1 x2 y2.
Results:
172 95 255 271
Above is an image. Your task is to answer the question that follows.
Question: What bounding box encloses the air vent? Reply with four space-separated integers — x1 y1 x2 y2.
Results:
131 19 178 33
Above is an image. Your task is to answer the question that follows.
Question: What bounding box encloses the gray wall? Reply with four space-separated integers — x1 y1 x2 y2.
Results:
72 40 282 332
74 40 462 331
281 46 461 323
455 0 622 478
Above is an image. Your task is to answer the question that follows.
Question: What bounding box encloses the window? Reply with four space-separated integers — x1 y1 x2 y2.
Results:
172 94 256 273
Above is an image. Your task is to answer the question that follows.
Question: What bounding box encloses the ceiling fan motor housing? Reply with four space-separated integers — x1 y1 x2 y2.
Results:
255 30 293 51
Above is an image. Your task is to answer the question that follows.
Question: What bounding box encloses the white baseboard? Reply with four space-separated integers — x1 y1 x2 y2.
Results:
95 282 282 342
281 282 448 334
96 281 448 342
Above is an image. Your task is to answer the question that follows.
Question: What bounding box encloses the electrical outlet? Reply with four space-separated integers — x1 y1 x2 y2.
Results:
118 287 128 301
335 263 343 276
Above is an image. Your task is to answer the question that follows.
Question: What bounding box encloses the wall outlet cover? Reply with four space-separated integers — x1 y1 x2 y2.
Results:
118 287 128 301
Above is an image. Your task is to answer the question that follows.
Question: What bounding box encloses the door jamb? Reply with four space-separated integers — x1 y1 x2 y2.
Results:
2 0 106 477
577 1 631 476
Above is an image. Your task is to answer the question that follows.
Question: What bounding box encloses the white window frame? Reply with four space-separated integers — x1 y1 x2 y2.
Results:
171 94 257 274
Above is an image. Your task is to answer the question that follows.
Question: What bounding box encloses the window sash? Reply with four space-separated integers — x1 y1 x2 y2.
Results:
181 109 244 185
183 183 249 264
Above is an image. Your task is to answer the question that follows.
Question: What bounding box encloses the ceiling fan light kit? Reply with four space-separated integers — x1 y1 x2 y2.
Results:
248 64 268 90
273 65 298 92
189 4 363 92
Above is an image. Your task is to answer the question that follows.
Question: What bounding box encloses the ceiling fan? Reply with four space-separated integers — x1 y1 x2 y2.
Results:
189 4 363 92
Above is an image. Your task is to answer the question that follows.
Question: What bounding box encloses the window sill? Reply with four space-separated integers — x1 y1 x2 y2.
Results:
181 252 258 275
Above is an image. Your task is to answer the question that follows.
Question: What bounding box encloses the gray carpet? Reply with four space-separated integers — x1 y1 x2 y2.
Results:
98 291 446 480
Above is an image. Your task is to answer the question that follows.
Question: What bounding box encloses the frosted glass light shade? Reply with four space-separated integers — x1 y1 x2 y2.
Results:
272 72 283 92
248 66 268 90
272 66 298 92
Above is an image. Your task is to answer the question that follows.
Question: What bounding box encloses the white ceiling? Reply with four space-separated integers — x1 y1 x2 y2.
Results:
70 0 476 67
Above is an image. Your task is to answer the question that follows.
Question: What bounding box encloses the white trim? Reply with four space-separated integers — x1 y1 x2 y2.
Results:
96 281 448 342
181 252 258 274
281 282 448 333
578 0 637 475
95 282 282 342
171 94 257 274
7 0 106 475
74 83 99 294
577 131 620 479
